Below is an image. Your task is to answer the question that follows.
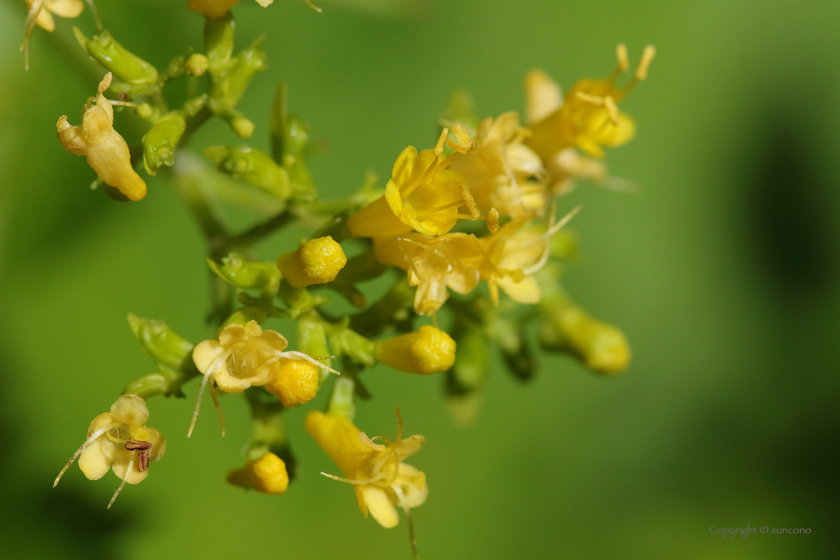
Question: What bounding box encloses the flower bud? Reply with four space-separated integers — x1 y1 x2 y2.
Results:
277 237 347 288
265 359 320 407
375 325 456 374
226 452 289 495
203 11 235 71
73 28 158 85
204 145 290 199
208 252 281 294
185 53 209 76
127 314 194 371
142 113 186 175
540 300 630 375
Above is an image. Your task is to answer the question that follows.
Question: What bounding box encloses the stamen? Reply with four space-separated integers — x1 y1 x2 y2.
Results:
187 373 212 438
487 208 501 234
84 0 103 31
446 124 473 154
603 96 619 125
276 351 342 375
394 403 404 442
636 45 656 81
54 421 121 487
208 381 225 437
461 185 481 219
107 458 133 509
433 127 449 156
616 44 629 72
320 471 386 485
98 72 113 94
305 0 323 12
107 99 140 108
20 0 47 72
394 486 419 560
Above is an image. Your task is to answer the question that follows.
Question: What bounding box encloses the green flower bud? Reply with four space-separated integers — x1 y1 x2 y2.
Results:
185 53 209 76
204 145 291 199
142 113 186 175
207 252 281 294
221 306 271 329
328 322 375 366
447 327 489 395
298 312 332 376
230 116 255 138
208 37 267 119
74 27 159 85
539 298 630 375
204 12 236 72
127 314 194 371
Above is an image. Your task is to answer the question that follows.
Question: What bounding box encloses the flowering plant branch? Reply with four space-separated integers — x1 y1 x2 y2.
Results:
23 1 653 555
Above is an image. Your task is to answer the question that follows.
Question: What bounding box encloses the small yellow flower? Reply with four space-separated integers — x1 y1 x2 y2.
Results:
276 236 347 288
478 207 580 305
21 0 84 70
526 44 655 160
347 127 476 238
306 407 427 528
190 320 337 436
375 325 456 374
373 232 483 315
449 112 547 218
188 0 274 19
226 452 289 495
57 73 147 201
54 394 166 508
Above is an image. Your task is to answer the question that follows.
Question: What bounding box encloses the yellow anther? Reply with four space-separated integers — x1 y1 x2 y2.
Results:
636 45 656 81
616 43 629 72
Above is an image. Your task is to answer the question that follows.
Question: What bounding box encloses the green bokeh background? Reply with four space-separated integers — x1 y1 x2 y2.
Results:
1 1 839 558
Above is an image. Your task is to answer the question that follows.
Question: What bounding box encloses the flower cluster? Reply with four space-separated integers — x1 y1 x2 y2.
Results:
38 2 651 555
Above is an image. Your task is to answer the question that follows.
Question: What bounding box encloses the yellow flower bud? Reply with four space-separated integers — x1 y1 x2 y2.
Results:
185 53 209 76
540 301 630 375
56 73 147 201
265 358 320 407
226 452 289 495
277 236 347 288
375 325 455 374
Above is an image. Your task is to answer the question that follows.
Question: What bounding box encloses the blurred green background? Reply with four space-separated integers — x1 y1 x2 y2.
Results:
1 1 839 558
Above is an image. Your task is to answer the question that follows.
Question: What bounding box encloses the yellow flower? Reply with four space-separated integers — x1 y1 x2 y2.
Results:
189 0 274 19
347 127 476 238
226 452 290 495
306 407 427 528
526 44 655 160
57 73 147 201
375 325 456 374
190 320 337 436
449 112 547 218
54 394 166 509
373 232 483 315
478 207 580 305
21 0 84 70
276 236 347 288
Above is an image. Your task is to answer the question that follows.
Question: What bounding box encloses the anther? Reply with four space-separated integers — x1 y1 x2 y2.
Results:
636 45 656 81
616 44 629 72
